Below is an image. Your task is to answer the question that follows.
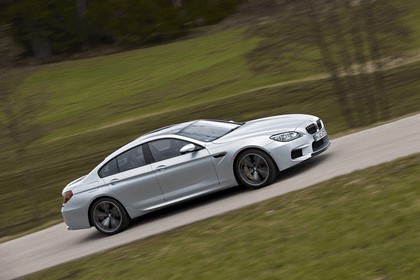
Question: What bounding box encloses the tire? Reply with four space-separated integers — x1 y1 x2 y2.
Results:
90 197 130 235
235 149 278 189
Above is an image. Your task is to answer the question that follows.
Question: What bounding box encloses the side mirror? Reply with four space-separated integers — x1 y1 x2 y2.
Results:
180 143 197 154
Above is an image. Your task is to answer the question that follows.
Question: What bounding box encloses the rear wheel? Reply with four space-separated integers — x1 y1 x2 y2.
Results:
90 198 130 235
235 149 278 189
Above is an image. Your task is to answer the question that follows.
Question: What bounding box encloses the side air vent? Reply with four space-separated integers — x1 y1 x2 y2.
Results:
291 149 303 159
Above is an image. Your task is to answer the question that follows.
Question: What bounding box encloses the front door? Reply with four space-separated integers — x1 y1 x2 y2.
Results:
148 138 220 202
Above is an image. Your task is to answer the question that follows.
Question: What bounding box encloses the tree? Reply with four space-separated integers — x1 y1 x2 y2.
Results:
171 0 183 8
0 25 48 176
0 25 51 232
76 0 88 18
2 0 54 62
247 0 413 128
1 0 243 61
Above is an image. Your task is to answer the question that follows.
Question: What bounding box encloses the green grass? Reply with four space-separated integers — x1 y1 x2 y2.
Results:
404 0 420 49
1 0 420 241
24 154 420 279
20 29 289 139
1 58 420 242
9 0 420 141
21 0 420 142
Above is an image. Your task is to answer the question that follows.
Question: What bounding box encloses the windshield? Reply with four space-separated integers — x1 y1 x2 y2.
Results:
177 120 242 142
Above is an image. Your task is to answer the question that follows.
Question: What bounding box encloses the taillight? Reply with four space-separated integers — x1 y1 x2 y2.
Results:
63 190 73 205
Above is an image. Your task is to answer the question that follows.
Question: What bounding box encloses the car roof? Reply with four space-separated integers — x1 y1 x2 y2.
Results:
102 119 242 162
137 119 242 141
137 121 194 141
102 121 193 162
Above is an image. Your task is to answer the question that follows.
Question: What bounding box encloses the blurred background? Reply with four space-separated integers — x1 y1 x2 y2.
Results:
0 0 419 245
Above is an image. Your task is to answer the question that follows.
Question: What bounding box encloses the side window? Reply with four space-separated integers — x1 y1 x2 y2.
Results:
98 159 118 178
116 145 146 172
148 139 190 162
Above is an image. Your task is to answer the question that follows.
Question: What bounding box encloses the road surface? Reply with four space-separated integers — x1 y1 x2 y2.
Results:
1 114 419 279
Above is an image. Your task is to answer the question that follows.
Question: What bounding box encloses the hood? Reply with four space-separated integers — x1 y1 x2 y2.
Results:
213 114 315 143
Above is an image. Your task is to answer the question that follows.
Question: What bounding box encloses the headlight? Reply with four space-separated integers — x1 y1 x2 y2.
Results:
270 131 301 142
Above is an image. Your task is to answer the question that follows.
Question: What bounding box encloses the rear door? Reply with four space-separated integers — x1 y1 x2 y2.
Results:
100 145 164 210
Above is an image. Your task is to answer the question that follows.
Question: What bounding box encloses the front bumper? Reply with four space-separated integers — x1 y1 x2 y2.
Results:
311 136 330 156
265 128 330 171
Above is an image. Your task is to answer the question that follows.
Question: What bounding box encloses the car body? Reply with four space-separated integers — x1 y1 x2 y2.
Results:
62 114 330 234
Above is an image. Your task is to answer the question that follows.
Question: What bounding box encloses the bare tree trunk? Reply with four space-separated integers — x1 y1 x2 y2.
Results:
1 93 20 148
30 35 52 63
171 0 183 8
25 21 52 63
76 0 88 18
308 0 355 128
1 25 40 190
329 0 364 126
1 87 39 223
361 0 391 120
344 0 377 124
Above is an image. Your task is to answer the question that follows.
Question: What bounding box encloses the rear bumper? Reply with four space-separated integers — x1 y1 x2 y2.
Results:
61 200 91 230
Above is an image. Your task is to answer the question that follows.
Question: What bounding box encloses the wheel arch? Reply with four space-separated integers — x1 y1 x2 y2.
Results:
232 146 280 182
88 195 131 227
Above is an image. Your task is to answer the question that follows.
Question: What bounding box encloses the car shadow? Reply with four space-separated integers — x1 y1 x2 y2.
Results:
80 186 245 241
128 186 245 228
82 152 332 240
276 152 331 182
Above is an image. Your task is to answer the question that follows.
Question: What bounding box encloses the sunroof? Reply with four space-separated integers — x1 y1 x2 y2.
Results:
177 120 242 142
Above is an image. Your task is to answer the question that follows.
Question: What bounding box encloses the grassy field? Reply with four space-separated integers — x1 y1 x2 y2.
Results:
1 0 420 240
24 154 420 279
1 58 419 241
14 0 420 140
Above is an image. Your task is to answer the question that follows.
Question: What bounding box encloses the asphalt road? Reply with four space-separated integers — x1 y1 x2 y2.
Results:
1 114 419 279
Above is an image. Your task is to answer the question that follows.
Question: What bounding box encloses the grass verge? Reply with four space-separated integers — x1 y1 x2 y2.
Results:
24 154 420 279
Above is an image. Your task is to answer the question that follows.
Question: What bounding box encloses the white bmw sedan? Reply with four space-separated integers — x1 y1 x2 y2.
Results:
62 114 330 234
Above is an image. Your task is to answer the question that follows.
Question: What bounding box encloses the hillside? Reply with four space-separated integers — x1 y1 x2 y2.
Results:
1 0 420 240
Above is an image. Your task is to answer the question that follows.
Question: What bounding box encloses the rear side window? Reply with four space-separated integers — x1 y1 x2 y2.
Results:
98 145 147 178
116 145 146 172
98 159 118 178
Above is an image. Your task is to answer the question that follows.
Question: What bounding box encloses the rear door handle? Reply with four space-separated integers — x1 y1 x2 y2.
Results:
156 165 167 171
110 179 120 185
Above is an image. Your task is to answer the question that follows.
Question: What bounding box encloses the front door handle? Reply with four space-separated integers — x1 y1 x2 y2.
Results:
156 165 167 171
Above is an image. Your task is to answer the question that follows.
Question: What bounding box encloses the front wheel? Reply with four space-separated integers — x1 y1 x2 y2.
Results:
90 197 130 235
235 149 278 189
